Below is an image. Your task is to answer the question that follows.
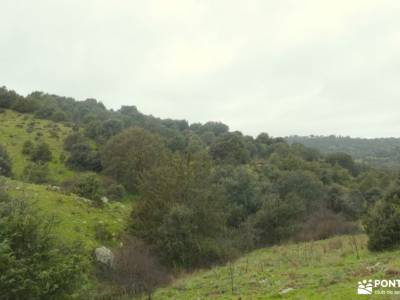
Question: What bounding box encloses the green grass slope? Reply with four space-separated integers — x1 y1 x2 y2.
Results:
1 176 130 250
0 109 133 250
155 235 400 299
0 109 74 182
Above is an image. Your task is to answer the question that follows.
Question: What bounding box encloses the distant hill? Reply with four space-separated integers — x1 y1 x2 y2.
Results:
286 135 400 169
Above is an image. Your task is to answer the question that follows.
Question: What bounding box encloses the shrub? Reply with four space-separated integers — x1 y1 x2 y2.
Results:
21 140 34 155
296 209 359 242
0 189 87 299
63 132 86 151
22 162 50 184
51 110 66 122
95 223 114 242
30 142 52 163
251 194 304 246
72 173 103 204
110 237 171 299
66 143 102 172
104 178 126 200
0 144 12 177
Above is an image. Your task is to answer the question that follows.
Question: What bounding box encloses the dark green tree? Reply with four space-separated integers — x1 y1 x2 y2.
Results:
66 143 102 172
365 184 400 251
101 128 168 192
210 133 250 164
326 152 358 176
131 151 228 268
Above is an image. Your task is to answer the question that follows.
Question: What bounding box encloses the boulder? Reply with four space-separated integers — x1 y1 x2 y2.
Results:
94 246 114 267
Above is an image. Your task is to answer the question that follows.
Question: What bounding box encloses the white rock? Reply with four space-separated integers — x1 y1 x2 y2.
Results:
94 246 114 267
280 288 295 295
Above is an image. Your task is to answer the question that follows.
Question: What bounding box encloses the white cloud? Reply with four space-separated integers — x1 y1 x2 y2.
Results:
1 0 400 137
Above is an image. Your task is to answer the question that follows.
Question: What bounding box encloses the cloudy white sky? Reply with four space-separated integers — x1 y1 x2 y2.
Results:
1 0 400 137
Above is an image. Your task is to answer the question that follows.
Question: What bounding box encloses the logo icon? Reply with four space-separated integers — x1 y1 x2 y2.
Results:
358 279 373 295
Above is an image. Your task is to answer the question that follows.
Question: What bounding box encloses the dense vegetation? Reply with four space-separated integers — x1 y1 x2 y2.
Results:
1 86 400 299
0 182 87 299
287 135 400 169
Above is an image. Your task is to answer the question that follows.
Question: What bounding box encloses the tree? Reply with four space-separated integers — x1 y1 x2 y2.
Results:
0 86 23 109
278 170 325 211
0 187 87 299
66 143 102 172
12 98 38 113
364 184 400 251
251 194 304 245
0 144 12 177
63 132 86 151
210 133 250 164
215 165 262 227
101 128 168 192
196 121 229 136
131 151 228 268
326 152 358 176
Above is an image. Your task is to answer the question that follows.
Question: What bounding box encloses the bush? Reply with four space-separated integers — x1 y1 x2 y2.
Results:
22 162 50 184
72 173 103 204
66 143 102 172
364 186 400 251
30 142 52 163
103 178 126 200
21 140 34 155
0 188 87 299
296 209 359 242
63 132 86 151
95 223 113 243
0 144 12 177
110 237 171 299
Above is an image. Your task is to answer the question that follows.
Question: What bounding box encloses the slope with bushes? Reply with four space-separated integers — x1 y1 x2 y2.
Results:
1 176 130 250
0 109 74 182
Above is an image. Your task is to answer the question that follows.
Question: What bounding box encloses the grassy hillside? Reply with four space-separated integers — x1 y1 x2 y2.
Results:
0 109 75 182
1 176 130 250
0 109 132 250
155 234 400 299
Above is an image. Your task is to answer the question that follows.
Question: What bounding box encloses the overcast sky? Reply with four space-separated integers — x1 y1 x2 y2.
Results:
1 0 400 137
